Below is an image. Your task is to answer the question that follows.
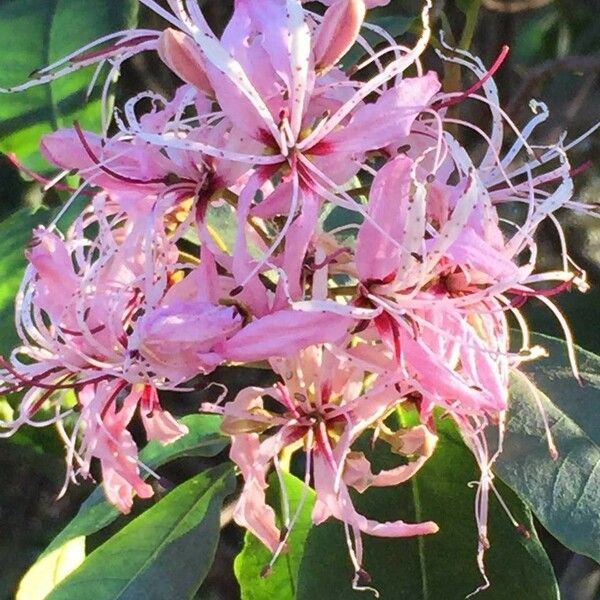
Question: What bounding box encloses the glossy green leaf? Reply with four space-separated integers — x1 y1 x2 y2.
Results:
41 414 228 558
46 463 235 600
235 471 316 600
496 332 600 562
0 0 138 170
297 417 558 600
15 536 85 600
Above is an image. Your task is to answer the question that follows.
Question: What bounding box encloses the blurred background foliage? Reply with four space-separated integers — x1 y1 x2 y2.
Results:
0 0 599 598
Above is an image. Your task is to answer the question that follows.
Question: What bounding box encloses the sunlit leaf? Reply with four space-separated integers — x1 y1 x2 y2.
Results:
496 332 600 562
15 536 85 600
39 414 228 559
46 464 235 600
0 0 138 170
296 416 558 599
235 472 316 600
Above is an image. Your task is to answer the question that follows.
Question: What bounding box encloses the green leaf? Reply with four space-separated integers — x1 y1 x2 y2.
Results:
297 416 559 600
0 0 138 170
15 536 85 600
234 471 316 600
496 332 600 562
0 206 50 355
41 414 228 558
45 463 235 600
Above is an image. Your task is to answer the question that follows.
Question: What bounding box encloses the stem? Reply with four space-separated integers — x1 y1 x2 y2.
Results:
459 1 482 51
328 285 357 298
442 1 482 139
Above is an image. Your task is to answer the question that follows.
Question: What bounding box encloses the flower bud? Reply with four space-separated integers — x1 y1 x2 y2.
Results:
138 300 242 380
314 0 366 72
158 28 213 95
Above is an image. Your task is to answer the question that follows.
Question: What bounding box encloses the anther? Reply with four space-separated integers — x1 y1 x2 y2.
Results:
279 526 289 542
158 477 175 491
516 524 530 539
260 565 273 578
357 568 372 584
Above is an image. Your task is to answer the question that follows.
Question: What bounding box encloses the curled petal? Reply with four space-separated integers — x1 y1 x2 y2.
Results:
312 454 438 537
231 433 281 551
142 409 189 444
133 385 189 444
344 426 438 492
102 463 154 515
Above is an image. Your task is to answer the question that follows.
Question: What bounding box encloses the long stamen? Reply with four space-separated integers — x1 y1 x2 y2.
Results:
436 46 510 110
73 121 167 185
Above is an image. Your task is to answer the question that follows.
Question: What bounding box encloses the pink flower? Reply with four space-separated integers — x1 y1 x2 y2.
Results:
1 0 596 586
0 203 193 510
77 381 154 514
204 346 438 587
40 86 256 219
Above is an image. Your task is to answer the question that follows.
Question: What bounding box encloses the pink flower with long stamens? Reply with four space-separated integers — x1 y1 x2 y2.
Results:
204 345 438 588
0 206 196 508
35 0 438 299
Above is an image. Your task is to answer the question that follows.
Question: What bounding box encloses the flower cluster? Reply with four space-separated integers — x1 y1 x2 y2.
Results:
0 0 595 592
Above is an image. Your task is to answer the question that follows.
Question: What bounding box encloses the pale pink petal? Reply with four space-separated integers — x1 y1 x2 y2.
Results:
276 190 320 300
446 227 518 283
356 156 414 282
178 3 280 140
142 409 189 444
26 228 78 321
138 301 242 380
231 432 280 551
325 72 441 154
243 0 313 137
250 179 293 219
402 332 492 412
102 466 154 514
221 309 351 362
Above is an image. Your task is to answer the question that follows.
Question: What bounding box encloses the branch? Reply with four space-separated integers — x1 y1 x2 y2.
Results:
508 55 600 117
482 0 554 12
